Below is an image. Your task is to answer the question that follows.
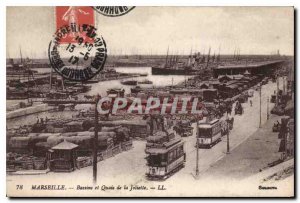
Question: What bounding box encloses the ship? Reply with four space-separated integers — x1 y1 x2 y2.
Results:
152 46 220 76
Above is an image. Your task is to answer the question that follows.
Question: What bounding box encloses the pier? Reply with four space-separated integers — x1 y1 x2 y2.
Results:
42 99 96 105
213 60 285 77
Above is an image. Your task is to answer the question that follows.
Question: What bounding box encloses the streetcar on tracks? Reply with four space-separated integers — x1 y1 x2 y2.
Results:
145 131 186 180
197 119 222 148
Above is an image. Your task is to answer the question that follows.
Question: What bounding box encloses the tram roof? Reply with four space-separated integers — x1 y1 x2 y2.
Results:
164 137 182 148
198 124 212 129
209 119 220 124
198 119 220 128
145 139 183 155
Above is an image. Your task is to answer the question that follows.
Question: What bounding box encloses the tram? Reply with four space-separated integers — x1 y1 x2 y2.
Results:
197 119 222 148
145 131 186 180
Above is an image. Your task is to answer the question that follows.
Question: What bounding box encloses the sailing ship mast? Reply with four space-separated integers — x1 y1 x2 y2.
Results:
236 48 240 61
233 48 236 61
187 47 192 67
19 46 31 101
217 45 221 64
165 46 169 68
19 46 23 64
206 46 211 68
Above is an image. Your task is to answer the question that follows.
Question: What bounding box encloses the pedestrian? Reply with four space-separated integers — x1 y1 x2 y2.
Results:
277 120 280 126
250 100 253 107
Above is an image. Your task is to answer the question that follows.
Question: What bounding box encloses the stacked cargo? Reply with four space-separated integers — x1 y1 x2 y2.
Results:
7 124 132 163
7 152 46 172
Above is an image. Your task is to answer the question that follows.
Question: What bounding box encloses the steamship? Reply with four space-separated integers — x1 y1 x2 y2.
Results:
151 47 218 75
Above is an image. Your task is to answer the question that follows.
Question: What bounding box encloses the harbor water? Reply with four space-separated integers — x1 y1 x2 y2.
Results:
88 67 191 95
7 67 191 128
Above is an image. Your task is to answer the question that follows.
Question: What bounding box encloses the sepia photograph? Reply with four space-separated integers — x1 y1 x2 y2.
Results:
5 6 295 197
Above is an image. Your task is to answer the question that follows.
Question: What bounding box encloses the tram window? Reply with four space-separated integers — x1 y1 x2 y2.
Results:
198 128 212 137
170 151 174 161
177 146 183 156
168 152 171 161
212 124 221 135
161 154 167 162
148 155 161 166
169 151 175 162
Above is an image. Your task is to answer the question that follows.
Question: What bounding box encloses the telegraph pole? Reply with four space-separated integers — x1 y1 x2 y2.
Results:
267 97 270 120
49 68 53 89
283 76 286 95
276 77 279 106
284 126 288 159
259 84 262 128
195 124 199 177
226 112 230 154
93 97 100 184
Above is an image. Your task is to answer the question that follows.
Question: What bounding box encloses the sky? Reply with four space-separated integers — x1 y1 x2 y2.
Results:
6 6 294 58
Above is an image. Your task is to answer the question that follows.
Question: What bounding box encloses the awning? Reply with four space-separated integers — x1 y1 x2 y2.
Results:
52 140 78 150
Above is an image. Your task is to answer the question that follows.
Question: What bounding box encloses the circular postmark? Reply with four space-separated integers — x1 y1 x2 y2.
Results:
48 24 107 81
92 6 135 17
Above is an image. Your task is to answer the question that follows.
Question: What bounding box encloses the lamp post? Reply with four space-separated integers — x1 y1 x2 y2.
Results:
93 96 100 184
195 123 199 177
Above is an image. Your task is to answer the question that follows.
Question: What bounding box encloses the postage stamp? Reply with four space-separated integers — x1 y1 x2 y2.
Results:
92 6 135 17
55 6 95 44
48 7 107 81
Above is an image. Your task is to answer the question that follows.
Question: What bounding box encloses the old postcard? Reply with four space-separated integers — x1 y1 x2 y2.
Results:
6 6 294 197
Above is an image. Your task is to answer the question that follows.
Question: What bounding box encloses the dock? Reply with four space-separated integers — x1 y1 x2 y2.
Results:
213 60 285 77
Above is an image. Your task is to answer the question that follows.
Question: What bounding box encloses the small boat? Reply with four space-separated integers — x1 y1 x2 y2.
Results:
139 73 148 77
107 88 125 97
131 86 142 94
121 80 137 86
68 84 91 93
83 79 99 84
137 79 153 85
